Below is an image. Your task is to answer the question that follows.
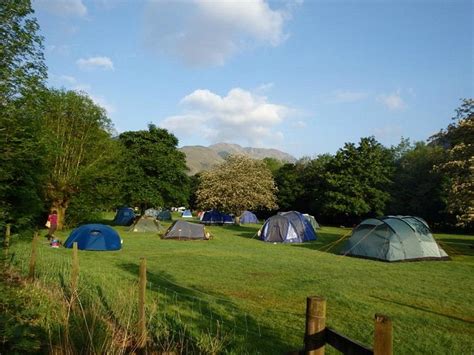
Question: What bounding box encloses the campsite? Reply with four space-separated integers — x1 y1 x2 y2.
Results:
3 212 474 354
1 0 473 354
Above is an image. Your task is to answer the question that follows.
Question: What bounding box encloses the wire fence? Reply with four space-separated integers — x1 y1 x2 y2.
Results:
4 237 305 350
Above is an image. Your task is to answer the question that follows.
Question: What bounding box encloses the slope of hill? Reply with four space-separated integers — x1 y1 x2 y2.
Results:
180 143 296 175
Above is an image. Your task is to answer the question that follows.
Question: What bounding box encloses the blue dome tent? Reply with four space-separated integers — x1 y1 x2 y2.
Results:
64 224 122 251
240 211 258 224
182 209 193 218
113 207 135 226
259 211 317 243
201 210 234 225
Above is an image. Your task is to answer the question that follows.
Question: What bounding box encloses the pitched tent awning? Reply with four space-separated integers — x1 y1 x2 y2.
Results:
341 216 449 262
163 220 209 240
260 211 317 243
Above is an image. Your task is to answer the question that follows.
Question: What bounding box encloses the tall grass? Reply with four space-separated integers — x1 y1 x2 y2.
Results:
2 219 474 354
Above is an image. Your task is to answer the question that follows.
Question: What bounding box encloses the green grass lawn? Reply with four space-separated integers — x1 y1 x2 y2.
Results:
4 216 474 354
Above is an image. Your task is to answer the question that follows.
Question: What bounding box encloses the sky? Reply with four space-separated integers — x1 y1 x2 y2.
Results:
32 0 473 158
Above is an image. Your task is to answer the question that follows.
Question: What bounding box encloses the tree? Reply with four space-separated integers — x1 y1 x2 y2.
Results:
388 141 447 225
274 163 305 211
0 0 47 229
430 99 474 228
322 137 394 219
39 89 117 228
118 124 189 210
196 155 278 216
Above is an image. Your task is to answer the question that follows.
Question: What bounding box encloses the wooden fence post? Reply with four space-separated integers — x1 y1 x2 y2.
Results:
71 242 79 296
4 224 11 248
305 296 326 355
374 314 392 355
28 231 39 280
138 257 147 349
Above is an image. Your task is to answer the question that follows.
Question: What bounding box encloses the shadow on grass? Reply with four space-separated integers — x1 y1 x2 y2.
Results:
215 224 261 239
436 238 474 257
118 262 297 353
370 295 474 324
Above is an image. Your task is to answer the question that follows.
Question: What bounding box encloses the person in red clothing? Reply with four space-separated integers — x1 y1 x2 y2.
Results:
47 210 58 240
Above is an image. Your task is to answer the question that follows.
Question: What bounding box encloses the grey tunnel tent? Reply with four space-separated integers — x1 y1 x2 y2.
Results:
341 216 449 262
163 220 209 240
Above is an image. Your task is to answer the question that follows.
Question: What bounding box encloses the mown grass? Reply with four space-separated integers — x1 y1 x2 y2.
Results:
3 215 474 354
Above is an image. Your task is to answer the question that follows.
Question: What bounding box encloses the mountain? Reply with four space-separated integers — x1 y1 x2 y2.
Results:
179 143 296 175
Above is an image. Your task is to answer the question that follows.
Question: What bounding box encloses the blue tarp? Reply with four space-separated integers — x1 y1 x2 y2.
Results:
240 211 258 224
114 207 135 226
64 224 122 251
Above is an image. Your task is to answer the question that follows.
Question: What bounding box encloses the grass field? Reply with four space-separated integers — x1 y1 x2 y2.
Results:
3 214 474 354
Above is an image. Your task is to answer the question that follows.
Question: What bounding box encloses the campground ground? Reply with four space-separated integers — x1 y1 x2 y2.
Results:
2 214 474 354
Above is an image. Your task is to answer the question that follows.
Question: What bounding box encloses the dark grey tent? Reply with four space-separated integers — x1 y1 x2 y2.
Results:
163 220 209 240
129 216 161 233
341 216 449 262
157 210 172 221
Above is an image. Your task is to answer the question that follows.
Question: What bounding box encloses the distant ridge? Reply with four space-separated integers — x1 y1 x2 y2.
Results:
180 143 296 175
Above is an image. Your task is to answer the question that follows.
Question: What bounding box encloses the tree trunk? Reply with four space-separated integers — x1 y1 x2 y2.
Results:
51 200 69 230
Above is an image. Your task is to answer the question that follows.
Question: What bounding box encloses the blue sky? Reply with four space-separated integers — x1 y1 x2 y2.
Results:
33 0 473 158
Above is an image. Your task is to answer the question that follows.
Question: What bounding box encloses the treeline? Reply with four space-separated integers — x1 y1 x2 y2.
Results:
1 1 472 233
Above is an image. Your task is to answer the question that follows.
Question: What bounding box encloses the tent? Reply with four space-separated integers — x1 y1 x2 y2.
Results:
157 210 172 221
259 211 317 243
340 216 449 262
114 207 135 226
144 208 159 218
182 209 193 218
129 216 160 233
201 210 234 225
240 211 258 224
163 220 209 240
64 224 122 251
303 213 321 230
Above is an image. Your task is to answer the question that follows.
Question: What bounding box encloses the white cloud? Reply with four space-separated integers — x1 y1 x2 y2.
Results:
160 88 290 146
90 95 116 115
76 56 115 71
34 0 87 17
144 0 297 66
329 90 369 103
292 120 307 128
377 90 406 110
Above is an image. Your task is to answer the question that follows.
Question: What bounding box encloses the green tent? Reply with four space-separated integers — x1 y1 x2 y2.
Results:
163 220 209 240
341 216 449 262
157 210 172 221
129 216 161 233
303 213 321 230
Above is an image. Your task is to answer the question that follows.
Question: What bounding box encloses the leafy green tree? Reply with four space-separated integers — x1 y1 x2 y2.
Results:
0 0 47 229
196 155 278 216
274 163 304 211
118 124 189 210
39 89 117 228
322 137 394 219
388 141 447 225
262 157 284 175
431 99 474 228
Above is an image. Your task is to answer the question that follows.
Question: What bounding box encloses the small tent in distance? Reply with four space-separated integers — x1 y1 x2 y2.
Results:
129 216 160 233
157 210 172 221
163 220 209 240
114 207 135 226
64 224 122 251
240 211 258 224
259 211 317 243
182 209 193 218
341 216 449 262
303 213 321 230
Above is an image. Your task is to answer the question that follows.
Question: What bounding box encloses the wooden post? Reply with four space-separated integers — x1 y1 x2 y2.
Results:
71 242 79 295
374 314 393 355
3 224 11 263
305 296 326 354
28 231 39 280
138 257 147 349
